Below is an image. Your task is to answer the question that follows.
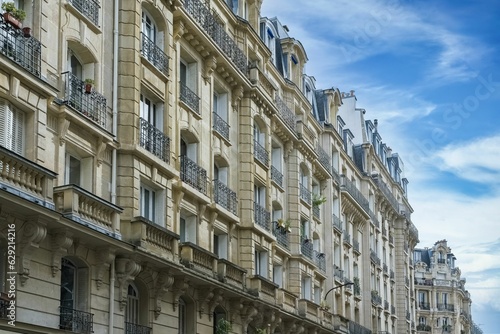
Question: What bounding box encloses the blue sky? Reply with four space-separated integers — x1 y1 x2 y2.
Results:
261 1 500 333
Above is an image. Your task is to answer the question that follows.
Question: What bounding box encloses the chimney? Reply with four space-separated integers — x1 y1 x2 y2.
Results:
350 90 355 96
374 119 378 130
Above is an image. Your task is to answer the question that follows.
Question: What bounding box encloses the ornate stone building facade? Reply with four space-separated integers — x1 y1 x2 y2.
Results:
414 241 479 334
0 0 478 333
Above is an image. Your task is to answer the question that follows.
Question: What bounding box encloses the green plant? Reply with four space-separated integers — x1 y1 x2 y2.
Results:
276 218 291 232
84 78 95 85
1 2 26 21
216 318 232 334
254 329 266 334
320 300 331 310
312 193 327 206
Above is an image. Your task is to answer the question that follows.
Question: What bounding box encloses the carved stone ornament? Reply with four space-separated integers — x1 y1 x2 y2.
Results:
153 270 174 319
115 258 142 311
50 229 73 277
17 218 48 286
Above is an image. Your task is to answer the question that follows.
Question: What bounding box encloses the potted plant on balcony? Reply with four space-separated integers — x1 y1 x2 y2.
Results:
215 318 232 334
319 300 331 311
312 193 327 207
276 218 291 233
1 2 26 29
84 78 94 94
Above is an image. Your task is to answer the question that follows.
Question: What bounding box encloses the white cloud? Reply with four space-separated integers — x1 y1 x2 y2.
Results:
433 134 500 185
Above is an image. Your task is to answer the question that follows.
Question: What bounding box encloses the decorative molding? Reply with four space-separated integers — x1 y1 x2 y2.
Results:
96 140 107 167
203 54 217 82
115 258 142 311
171 277 190 311
94 247 115 290
17 218 47 286
59 119 70 146
50 229 73 277
153 270 174 319
231 85 244 111
197 286 215 319
173 20 186 42
208 289 223 320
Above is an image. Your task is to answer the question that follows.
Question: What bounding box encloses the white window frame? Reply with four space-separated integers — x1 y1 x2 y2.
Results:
254 249 268 277
0 99 25 155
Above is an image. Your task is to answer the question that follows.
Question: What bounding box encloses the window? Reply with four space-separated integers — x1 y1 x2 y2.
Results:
254 184 266 206
178 298 187 334
179 214 196 243
178 297 195 334
314 285 321 304
213 232 228 259
213 91 229 140
273 264 283 288
126 284 139 325
0 100 25 155
140 93 163 129
65 153 93 191
254 249 267 277
140 183 165 226
59 257 90 332
142 10 156 42
301 275 311 300
179 56 199 113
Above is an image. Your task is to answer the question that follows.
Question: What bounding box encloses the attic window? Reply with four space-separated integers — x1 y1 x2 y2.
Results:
291 54 298 65
267 27 274 38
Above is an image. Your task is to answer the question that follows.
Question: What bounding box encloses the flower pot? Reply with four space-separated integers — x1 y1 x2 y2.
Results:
84 83 93 94
3 12 22 29
22 27 31 37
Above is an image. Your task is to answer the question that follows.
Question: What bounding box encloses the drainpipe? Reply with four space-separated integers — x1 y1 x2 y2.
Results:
111 0 119 204
108 1 119 332
108 259 115 334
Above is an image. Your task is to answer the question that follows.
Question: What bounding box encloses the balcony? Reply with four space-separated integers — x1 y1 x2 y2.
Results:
300 236 313 260
59 306 93 334
249 275 278 302
349 320 372 334
125 322 152 334
54 185 122 239
388 235 394 245
390 270 395 280
353 277 361 296
275 95 296 131
68 0 99 26
343 232 351 246
139 118 171 163
437 303 454 312
353 239 360 253
253 140 269 167
0 146 56 210
314 251 326 273
272 223 289 249
0 294 10 319
213 112 230 141
180 81 200 114
372 176 399 213
270 165 283 188
182 0 247 74
317 144 332 175
383 263 388 274
180 155 207 195
312 205 320 219
340 175 369 213
416 324 432 332
179 242 218 277
62 72 107 128
370 249 381 266
141 32 169 76
332 214 342 232
217 258 246 290
414 278 433 286
0 16 41 77
371 291 382 306
391 305 396 315
418 302 430 310
299 183 311 205
213 179 238 215
254 202 270 231
369 209 380 228
334 267 344 282
125 217 179 262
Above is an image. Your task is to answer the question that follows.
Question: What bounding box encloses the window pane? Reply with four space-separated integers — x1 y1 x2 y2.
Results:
69 156 81 186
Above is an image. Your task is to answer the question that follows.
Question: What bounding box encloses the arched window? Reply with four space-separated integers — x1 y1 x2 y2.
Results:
125 282 150 333
178 298 186 334
178 297 195 334
142 10 157 42
213 306 228 334
126 284 139 326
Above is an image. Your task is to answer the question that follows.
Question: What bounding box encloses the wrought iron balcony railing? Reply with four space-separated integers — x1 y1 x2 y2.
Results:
275 95 296 131
312 205 320 219
317 144 332 174
183 0 248 74
340 175 369 213
299 183 311 204
125 322 152 334
139 118 170 163
343 232 351 246
272 223 289 249
373 176 400 213
214 179 238 215
349 320 372 334
180 81 200 114
0 296 9 319
334 267 344 282
253 140 269 167
390 270 395 280
141 32 169 76
69 0 99 26
0 16 41 77
418 302 431 310
371 293 382 306
254 202 270 231
332 214 343 232
314 250 326 273
370 249 381 266
59 306 94 333
180 155 207 195
270 165 283 188
63 72 107 128
353 239 360 253
213 112 230 140
300 236 313 260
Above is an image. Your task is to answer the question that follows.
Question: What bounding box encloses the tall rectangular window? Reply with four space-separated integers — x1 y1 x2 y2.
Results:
254 250 268 277
140 184 156 223
0 100 25 155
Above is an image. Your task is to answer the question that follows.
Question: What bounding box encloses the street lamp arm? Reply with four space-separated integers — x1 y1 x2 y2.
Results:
324 282 354 300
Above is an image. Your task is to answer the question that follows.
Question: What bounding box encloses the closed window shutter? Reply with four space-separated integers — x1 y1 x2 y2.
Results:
0 100 24 155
